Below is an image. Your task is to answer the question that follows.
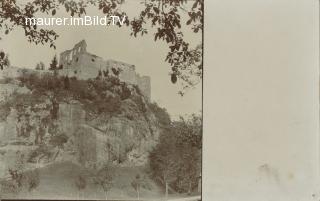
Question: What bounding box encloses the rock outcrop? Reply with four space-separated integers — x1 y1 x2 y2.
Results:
0 76 162 178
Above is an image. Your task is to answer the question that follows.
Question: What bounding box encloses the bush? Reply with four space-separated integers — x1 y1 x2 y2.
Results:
0 102 11 121
148 102 171 127
23 169 40 192
74 175 86 192
49 132 69 148
15 73 138 116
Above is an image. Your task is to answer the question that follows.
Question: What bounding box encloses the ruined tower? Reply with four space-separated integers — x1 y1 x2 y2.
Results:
58 40 151 100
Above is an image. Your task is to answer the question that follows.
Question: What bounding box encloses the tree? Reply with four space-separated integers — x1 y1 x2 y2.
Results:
0 0 203 93
24 169 40 193
131 173 145 200
49 132 68 148
7 152 25 193
131 173 146 200
149 113 202 196
74 175 86 199
103 69 109 77
63 76 70 89
0 51 10 70
35 63 40 70
174 114 202 149
97 70 103 80
111 67 120 76
149 131 179 199
49 55 58 70
39 62 45 70
172 114 202 194
93 164 114 200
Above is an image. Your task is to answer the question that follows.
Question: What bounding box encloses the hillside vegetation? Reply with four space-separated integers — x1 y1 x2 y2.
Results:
0 72 201 199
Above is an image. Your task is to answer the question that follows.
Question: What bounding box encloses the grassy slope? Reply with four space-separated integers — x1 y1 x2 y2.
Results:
4 161 163 200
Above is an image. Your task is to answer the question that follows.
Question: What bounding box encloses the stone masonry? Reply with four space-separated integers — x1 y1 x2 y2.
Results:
58 40 151 100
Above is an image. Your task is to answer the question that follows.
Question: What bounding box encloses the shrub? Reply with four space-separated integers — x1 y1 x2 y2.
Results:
23 169 40 192
0 102 11 122
74 175 86 193
49 133 69 148
148 102 171 127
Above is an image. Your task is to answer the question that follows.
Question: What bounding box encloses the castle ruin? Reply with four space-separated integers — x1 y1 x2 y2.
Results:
58 40 151 100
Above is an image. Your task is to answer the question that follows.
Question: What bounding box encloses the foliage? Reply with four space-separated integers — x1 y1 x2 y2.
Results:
148 102 171 128
35 62 45 70
18 72 133 116
120 82 131 100
6 152 25 193
0 101 11 122
0 51 10 70
63 76 70 89
132 95 147 113
8 169 23 189
131 173 147 200
50 98 59 119
74 175 86 192
49 55 58 70
0 180 21 195
35 63 40 70
23 169 40 192
1 165 40 194
0 0 203 92
149 114 202 194
93 164 115 200
174 114 202 149
49 132 69 148
27 145 52 163
149 129 179 183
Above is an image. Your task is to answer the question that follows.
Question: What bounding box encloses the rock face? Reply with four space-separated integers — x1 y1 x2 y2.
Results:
0 79 161 177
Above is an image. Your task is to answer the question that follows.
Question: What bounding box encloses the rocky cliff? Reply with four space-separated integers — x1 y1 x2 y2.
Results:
0 74 165 178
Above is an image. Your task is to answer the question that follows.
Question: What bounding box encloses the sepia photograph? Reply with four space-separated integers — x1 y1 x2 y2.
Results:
1 0 319 201
0 0 203 200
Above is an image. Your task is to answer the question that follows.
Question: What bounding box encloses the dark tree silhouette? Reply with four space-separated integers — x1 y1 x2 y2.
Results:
131 173 146 200
0 0 203 93
74 175 86 199
63 75 70 89
93 164 115 200
35 61 45 70
49 55 58 70
35 63 40 70
149 114 202 195
98 69 103 78
0 51 10 70
103 69 109 77
39 61 45 70
111 67 120 76
24 169 40 192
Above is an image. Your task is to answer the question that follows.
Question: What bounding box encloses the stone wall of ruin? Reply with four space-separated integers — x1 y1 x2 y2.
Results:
137 74 151 101
58 40 151 100
59 40 87 69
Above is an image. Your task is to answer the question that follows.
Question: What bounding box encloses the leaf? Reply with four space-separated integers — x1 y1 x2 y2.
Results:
171 74 177 84
169 46 174 52
153 7 159 14
103 6 110 14
65 4 69 12
5 30 9 35
0 52 5 59
52 9 56 15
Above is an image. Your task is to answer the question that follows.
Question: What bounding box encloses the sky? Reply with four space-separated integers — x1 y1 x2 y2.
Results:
0 0 202 119
204 0 319 200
